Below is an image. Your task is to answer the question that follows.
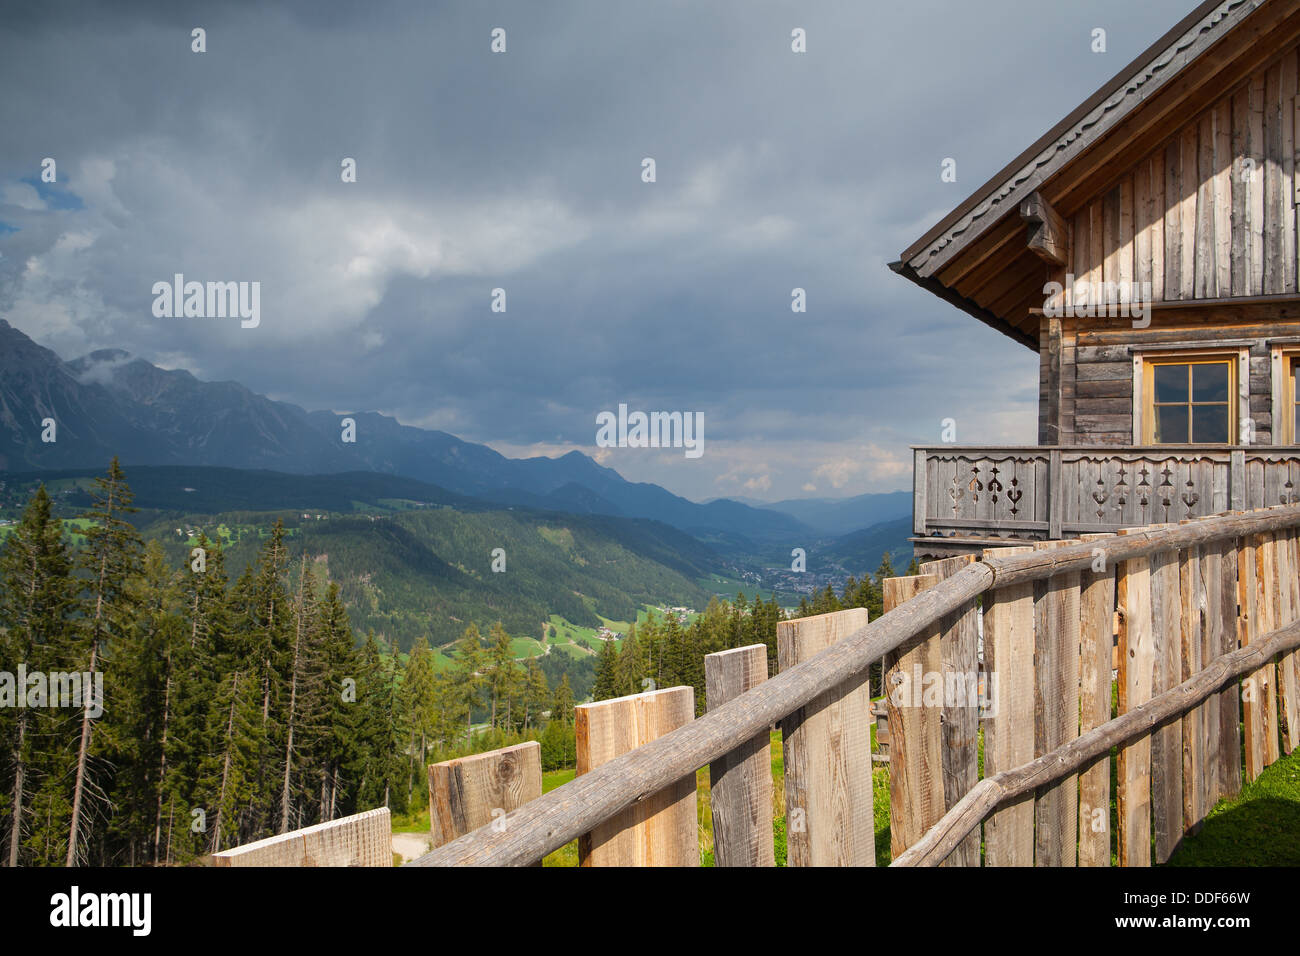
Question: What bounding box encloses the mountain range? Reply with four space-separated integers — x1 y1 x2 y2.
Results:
0 317 910 541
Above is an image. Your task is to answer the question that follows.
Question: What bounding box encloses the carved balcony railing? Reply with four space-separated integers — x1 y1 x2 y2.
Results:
912 445 1300 549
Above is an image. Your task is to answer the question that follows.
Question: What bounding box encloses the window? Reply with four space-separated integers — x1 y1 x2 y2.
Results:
1284 354 1300 444
1142 356 1235 444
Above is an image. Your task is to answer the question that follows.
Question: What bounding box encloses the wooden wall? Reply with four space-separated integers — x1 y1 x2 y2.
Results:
1043 41 1300 445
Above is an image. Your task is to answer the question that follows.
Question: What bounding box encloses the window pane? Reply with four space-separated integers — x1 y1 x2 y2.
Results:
1153 364 1189 404
1294 403 1299 445
1191 362 1229 402
1155 404 1188 443
1191 405 1228 443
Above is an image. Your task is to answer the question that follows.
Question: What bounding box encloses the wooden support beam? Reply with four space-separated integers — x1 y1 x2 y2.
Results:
1020 191 1069 266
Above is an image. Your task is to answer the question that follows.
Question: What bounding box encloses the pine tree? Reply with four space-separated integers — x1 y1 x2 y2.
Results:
108 540 183 864
615 622 646 696
279 555 320 832
486 622 518 730
0 485 74 867
231 519 292 840
200 670 262 853
449 624 486 747
521 657 549 729
551 674 575 726
312 580 360 823
401 638 438 800
163 532 231 863
591 633 620 701
68 458 143 866
549 674 576 768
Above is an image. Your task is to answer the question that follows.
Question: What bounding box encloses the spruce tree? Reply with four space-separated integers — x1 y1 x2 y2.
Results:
486 622 518 730
67 458 142 866
0 485 74 867
521 657 549 729
591 633 619 701
449 624 486 747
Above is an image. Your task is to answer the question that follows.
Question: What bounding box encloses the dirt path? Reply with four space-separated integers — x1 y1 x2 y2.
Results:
392 832 431 864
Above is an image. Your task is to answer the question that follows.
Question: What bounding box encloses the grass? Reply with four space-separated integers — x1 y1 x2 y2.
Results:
1163 745 1300 866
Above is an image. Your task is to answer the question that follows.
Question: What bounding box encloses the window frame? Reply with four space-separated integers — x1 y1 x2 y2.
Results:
1272 347 1300 444
1132 348 1245 445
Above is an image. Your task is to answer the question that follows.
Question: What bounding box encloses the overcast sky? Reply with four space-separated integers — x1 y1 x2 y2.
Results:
0 0 1199 501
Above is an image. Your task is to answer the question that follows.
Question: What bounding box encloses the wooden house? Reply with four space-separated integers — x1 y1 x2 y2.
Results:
895 0 1300 557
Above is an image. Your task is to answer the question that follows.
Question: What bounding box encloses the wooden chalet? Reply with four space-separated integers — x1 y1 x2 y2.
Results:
896 0 1300 558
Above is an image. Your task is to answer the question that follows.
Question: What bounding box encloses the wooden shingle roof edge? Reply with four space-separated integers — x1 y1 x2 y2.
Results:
898 0 1261 272
892 0 1268 345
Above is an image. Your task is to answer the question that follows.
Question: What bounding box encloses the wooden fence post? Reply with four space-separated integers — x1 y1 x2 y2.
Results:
982 546 1035 866
1214 534 1242 801
777 608 875 866
1275 527 1300 754
1255 531 1283 768
429 741 543 862
1239 534 1267 781
705 645 775 867
1148 531 1182 864
882 575 944 862
1179 536 1208 835
1116 531 1153 867
576 686 698 866
1032 540 1082 867
918 554 981 868
1078 533 1115 867
1240 533 1281 777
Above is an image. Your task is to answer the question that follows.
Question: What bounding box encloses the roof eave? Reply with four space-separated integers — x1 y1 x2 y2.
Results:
888 260 1039 352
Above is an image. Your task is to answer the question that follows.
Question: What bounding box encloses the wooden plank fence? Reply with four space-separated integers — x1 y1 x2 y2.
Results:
212 808 391 867
705 645 774 867
429 741 542 858
777 608 875 866
410 505 1300 868
576 686 697 866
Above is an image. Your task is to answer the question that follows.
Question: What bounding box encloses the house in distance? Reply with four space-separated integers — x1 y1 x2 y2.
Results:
895 0 1300 559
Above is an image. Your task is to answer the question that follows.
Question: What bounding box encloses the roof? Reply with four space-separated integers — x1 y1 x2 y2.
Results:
891 0 1285 350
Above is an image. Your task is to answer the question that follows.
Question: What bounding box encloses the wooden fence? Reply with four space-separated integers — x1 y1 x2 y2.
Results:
211 807 391 867
402 505 1300 867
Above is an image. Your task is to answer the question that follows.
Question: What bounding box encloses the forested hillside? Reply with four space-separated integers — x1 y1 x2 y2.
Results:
138 508 717 651
0 462 913 865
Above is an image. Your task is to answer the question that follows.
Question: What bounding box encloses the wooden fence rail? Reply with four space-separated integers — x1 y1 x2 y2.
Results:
410 505 1300 868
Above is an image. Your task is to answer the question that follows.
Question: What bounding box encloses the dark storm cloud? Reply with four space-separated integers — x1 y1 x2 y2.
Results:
0 0 1198 499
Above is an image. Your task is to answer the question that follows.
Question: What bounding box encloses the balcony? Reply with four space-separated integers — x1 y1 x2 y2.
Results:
911 445 1300 556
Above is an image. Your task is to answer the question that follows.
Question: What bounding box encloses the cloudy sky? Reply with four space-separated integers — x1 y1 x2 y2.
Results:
0 0 1199 501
